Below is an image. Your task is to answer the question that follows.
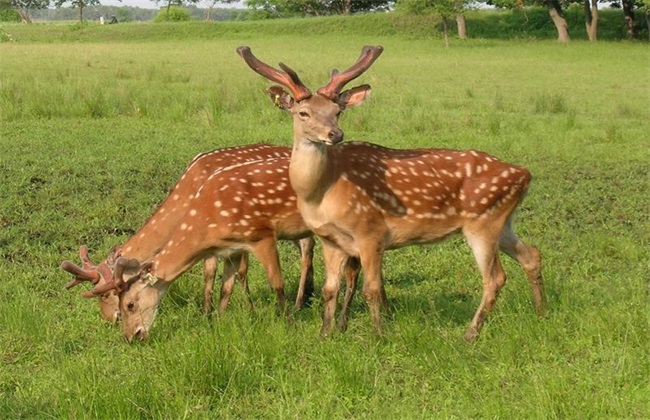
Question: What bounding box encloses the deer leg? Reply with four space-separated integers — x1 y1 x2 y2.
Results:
217 253 245 314
293 237 315 310
380 276 389 312
236 252 254 312
338 256 361 332
320 243 348 336
464 228 506 342
250 237 287 314
358 243 386 336
202 255 219 314
499 219 547 315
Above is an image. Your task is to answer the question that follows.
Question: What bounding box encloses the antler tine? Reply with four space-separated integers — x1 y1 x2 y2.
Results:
79 245 94 268
84 257 142 298
237 46 312 102
113 257 141 285
61 246 101 289
317 45 384 100
60 260 101 289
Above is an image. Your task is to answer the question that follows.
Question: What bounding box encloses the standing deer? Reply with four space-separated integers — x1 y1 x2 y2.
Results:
237 46 547 341
71 156 361 342
61 144 316 323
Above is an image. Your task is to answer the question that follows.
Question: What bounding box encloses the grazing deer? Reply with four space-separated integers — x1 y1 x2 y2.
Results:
61 144 316 323
69 156 361 342
237 46 547 341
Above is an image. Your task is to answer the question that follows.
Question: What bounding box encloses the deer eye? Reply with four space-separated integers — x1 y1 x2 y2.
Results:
126 302 135 312
298 111 310 119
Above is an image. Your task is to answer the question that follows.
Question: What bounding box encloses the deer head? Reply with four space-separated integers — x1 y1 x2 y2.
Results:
114 258 164 342
81 255 159 342
237 46 382 146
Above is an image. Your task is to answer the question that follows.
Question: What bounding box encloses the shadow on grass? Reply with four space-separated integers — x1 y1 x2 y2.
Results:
159 268 483 334
331 271 477 329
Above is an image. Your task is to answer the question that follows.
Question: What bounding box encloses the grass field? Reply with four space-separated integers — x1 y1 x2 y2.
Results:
1 18 649 418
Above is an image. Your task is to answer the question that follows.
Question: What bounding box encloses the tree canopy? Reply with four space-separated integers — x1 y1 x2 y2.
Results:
10 0 49 22
244 0 393 18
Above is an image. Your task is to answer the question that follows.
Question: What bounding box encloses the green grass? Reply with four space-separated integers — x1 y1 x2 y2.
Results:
1 18 649 418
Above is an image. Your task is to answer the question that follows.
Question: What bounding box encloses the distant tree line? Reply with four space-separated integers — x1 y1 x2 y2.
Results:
24 4 247 22
1 0 647 42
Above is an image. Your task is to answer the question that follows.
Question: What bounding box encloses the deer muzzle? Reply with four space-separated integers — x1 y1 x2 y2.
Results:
327 128 344 145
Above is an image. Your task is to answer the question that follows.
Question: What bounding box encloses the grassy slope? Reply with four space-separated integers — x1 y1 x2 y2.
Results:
0 16 649 418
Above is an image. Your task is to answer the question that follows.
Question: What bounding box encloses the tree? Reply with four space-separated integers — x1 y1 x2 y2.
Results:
152 0 198 18
0 0 21 22
544 0 570 41
10 0 49 23
484 0 570 42
53 0 104 23
243 0 393 18
638 0 650 40
153 5 190 20
205 0 237 20
609 0 650 40
621 0 637 38
397 0 470 47
580 0 598 40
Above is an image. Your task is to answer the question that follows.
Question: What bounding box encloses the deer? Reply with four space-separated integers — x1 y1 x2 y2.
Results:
61 144 317 324
66 156 362 342
237 45 547 341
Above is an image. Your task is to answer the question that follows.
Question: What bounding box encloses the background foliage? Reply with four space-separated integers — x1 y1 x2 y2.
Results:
153 4 191 21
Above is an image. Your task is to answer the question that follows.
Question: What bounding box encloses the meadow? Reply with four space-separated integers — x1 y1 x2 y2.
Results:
0 17 649 418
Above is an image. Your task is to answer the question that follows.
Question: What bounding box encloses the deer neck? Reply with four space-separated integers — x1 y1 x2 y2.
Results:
119 221 169 261
289 137 337 204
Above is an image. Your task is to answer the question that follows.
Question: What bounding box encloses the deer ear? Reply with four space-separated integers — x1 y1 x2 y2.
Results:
266 86 294 111
338 84 371 109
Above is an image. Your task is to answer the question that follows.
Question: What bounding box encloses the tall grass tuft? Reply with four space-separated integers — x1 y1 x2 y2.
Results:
532 93 569 114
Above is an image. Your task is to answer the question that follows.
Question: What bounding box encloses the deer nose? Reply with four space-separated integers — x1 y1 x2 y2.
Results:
327 128 344 144
124 327 147 343
135 327 147 341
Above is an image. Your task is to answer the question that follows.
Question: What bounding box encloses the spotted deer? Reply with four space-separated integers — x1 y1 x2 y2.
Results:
61 144 316 324
237 46 547 341
70 156 361 342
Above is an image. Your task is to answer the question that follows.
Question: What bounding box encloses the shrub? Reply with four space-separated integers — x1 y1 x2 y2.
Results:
0 7 21 22
153 6 191 23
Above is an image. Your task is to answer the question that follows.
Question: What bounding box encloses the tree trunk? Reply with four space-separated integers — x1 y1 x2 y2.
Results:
206 0 216 20
78 1 84 23
583 0 598 41
545 0 570 42
456 14 467 39
343 0 351 15
442 17 450 48
622 0 637 40
16 8 32 23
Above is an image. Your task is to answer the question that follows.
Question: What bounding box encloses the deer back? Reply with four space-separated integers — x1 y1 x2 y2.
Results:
120 143 291 259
